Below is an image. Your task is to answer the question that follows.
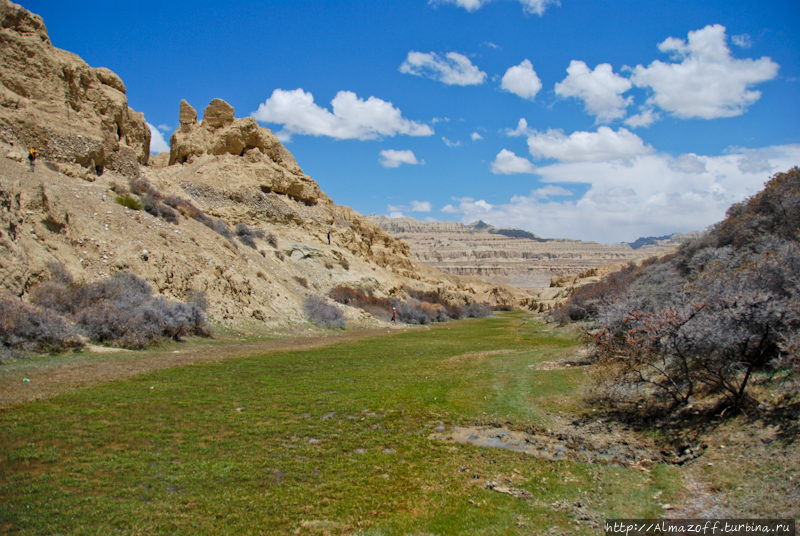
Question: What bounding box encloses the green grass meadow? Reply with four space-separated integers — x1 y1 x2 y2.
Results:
0 313 681 535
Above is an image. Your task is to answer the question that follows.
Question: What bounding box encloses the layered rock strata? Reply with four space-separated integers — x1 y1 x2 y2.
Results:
372 216 698 289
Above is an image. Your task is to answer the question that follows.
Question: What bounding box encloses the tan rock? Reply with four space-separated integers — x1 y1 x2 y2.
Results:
179 100 197 125
202 98 234 130
0 0 150 176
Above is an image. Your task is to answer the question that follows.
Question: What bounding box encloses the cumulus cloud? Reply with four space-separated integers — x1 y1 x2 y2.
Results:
252 88 433 141
506 118 532 137
379 149 421 168
147 123 170 154
410 200 432 212
430 0 559 15
624 107 661 128
629 24 779 119
399 51 487 86
491 149 537 174
471 132 483 141
438 144 800 243
442 136 462 147
525 127 654 162
554 61 633 123
501 59 542 100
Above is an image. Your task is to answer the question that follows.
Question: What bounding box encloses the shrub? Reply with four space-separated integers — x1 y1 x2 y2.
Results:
586 168 800 414
329 286 392 321
266 233 278 248
0 294 82 354
235 223 264 249
303 296 346 329
463 303 494 318
294 276 309 289
115 195 143 211
30 269 212 349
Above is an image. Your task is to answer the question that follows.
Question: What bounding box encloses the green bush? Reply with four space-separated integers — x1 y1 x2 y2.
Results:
114 195 143 211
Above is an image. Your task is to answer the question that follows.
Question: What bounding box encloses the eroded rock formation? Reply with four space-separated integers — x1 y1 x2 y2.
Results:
0 0 149 178
168 99 322 204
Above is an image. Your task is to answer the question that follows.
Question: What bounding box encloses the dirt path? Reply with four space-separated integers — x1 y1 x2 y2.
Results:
0 326 413 408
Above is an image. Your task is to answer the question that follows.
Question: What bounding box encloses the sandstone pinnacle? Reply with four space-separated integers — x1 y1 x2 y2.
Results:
179 100 198 125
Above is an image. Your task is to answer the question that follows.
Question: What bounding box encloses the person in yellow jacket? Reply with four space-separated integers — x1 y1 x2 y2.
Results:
28 147 36 172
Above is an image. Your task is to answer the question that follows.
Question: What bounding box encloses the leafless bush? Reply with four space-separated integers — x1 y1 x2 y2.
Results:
30 269 212 349
235 223 264 249
463 303 494 318
587 168 800 414
303 296 346 329
329 286 392 321
266 233 278 248
0 294 82 354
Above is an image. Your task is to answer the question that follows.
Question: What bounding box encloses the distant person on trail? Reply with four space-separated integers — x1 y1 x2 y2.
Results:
327 232 331 245
28 147 36 172
391 306 397 325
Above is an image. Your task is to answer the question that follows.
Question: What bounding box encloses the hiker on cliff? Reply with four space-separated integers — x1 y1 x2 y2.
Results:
28 147 36 172
391 306 397 325
327 231 331 245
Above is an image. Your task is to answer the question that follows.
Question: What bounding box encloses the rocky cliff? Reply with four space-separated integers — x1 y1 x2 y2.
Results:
0 1 524 329
0 0 149 179
371 215 697 290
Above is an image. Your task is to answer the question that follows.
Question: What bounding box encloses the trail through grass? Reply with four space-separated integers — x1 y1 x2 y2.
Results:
0 312 682 535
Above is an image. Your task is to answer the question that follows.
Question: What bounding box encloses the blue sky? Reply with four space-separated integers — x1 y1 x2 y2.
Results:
24 0 800 242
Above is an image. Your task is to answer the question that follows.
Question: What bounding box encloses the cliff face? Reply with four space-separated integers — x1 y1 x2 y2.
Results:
371 216 696 290
0 1 524 328
0 0 150 179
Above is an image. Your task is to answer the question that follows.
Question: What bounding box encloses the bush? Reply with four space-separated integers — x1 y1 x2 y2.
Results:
586 168 800 414
235 223 264 249
303 296 346 329
0 294 82 354
266 233 278 248
294 276 309 289
115 195 142 211
463 303 494 318
329 286 392 321
30 269 213 349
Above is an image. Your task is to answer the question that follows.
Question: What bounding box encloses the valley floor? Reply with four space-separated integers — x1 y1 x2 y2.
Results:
0 313 797 535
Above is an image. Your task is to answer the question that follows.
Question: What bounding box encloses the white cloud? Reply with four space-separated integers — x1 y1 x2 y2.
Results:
430 0 559 15
732 33 752 49
501 59 542 100
506 118 531 137
491 149 536 174
252 88 433 141
554 61 633 123
156 124 172 132
399 51 487 86
531 185 573 199
379 149 421 168
624 107 661 128
388 211 406 219
410 200 432 212
147 123 170 154
442 136 462 147
438 144 800 243
630 24 779 119
525 127 654 162
669 153 707 174
471 132 483 141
